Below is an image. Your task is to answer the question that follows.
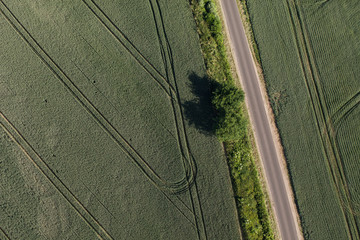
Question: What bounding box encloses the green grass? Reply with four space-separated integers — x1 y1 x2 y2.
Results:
0 0 242 239
190 0 274 239
244 0 360 239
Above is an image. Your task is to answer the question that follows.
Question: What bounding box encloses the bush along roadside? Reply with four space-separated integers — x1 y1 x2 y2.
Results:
190 0 274 239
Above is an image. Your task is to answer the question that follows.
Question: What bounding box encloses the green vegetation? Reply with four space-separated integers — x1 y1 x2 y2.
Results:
227 139 274 240
0 0 242 239
191 0 232 83
244 0 360 239
190 0 274 239
212 83 246 142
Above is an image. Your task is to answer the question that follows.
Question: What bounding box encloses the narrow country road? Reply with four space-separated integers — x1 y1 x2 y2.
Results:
219 0 302 239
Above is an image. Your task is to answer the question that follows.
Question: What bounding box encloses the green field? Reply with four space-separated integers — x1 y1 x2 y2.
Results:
244 0 360 239
0 0 242 239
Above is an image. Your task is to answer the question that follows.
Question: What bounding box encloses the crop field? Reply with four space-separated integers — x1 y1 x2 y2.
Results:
244 0 360 239
0 0 242 239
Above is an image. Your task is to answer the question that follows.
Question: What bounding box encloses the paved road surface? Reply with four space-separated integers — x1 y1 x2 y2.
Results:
219 0 302 239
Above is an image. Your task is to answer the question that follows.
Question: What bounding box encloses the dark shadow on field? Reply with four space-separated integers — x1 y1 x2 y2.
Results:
182 72 218 136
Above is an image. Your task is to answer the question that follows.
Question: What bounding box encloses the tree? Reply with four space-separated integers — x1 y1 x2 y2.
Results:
212 83 247 141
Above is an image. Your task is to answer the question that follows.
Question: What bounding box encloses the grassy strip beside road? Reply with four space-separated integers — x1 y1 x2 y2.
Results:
190 0 274 239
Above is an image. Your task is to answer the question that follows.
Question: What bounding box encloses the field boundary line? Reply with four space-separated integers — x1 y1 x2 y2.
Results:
0 112 113 240
283 0 360 238
0 1 198 194
81 0 177 99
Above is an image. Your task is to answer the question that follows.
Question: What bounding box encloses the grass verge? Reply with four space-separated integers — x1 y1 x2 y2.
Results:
190 0 274 239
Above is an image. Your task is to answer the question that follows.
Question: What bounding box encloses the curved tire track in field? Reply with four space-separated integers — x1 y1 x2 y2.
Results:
284 0 360 238
315 0 333 11
0 112 114 240
332 95 360 214
332 91 360 130
81 0 204 237
82 0 206 237
0 1 196 194
334 117 360 215
148 1 207 239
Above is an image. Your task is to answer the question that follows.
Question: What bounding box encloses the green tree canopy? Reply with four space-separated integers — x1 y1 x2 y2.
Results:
212 83 247 141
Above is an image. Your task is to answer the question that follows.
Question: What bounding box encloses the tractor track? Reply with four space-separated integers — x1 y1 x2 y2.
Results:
0 0 196 194
0 0 203 234
0 111 114 240
149 0 206 238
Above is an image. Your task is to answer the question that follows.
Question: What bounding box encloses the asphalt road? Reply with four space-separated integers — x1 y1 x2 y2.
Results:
219 0 301 239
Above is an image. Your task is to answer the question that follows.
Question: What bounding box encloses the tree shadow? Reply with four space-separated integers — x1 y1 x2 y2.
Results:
182 72 219 136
